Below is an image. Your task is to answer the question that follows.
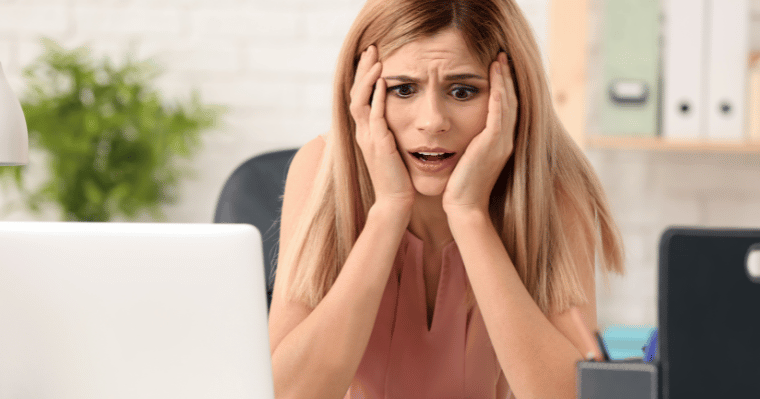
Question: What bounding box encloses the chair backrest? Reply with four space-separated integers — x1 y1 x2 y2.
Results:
214 148 299 311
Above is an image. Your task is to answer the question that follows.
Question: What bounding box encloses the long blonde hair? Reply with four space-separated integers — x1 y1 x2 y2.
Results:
277 0 625 314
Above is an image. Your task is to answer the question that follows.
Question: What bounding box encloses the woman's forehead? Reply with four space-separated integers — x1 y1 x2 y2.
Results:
382 29 486 74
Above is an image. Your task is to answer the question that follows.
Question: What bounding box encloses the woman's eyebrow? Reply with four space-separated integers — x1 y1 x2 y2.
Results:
383 73 486 82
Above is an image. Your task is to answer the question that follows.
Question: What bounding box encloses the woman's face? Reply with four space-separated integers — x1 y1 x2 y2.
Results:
381 27 490 198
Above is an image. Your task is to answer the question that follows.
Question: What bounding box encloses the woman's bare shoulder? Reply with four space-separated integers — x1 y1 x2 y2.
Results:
269 134 328 355
280 133 328 239
285 134 326 190
295 133 326 162
280 134 327 222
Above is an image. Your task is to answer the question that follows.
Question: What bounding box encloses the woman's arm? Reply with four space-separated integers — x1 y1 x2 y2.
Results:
268 136 412 399
446 207 594 399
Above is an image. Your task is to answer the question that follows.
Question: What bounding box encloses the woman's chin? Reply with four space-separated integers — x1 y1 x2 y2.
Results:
411 177 448 198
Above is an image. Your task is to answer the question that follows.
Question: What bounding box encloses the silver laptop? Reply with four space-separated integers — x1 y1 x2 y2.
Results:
0 221 274 399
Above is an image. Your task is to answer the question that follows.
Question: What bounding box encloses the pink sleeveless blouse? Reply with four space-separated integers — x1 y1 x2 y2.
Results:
343 229 511 399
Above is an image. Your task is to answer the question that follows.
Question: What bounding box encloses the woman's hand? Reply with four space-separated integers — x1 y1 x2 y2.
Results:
350 45 416 212
442 52 517 217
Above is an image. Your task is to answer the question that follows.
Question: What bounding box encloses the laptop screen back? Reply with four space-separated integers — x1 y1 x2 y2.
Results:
0 222 274 399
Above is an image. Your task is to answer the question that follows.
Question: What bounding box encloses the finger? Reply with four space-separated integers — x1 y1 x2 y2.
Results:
496 53 509 111
353 45 376 86
369 76 387 135
363 61 382 100
499 53 518 143
350 62 382 120
500 52 516 109
484 60 502 136
360 62 382 105
350 50 366 99
350 46 377 101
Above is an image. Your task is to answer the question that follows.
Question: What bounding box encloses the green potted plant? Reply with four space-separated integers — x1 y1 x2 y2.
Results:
0 39 224 222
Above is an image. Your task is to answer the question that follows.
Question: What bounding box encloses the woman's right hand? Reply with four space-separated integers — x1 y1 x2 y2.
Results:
349 45 415 212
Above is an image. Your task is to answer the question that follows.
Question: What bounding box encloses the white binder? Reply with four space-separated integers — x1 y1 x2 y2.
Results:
749 61 760 142
705 0 750 141
662 0 707 140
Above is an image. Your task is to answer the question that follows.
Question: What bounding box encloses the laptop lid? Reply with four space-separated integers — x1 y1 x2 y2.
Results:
0 221 274 399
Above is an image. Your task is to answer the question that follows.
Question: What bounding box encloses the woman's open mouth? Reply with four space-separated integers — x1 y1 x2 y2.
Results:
411 152 455 162
408 151 457 173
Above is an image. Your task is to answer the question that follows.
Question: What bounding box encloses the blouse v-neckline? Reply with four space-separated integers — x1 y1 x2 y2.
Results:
344 229 507 399
403 229 460 332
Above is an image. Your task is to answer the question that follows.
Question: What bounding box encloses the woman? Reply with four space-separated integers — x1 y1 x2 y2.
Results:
268 0 625 398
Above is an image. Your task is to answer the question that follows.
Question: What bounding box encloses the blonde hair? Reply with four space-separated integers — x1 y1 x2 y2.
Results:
277 0 625 314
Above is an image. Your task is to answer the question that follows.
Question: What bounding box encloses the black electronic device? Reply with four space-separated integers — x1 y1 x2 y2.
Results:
659 227 760 399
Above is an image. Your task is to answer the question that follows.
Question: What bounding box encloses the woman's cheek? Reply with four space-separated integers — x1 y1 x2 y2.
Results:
384 103 405 137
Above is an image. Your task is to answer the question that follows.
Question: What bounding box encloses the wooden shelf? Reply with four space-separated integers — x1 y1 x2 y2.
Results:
585 136 760 153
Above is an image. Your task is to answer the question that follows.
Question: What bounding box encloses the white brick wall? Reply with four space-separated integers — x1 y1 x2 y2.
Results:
1 0 758 331
75 6 184 35
0 4 69 36
189 7 301 39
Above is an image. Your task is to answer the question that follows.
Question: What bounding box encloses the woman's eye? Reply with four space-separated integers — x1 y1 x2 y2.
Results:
388 84 478 100
451 86 478 100
389 84 415 98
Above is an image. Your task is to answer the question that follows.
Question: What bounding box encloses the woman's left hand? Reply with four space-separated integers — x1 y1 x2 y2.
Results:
442 52 517 216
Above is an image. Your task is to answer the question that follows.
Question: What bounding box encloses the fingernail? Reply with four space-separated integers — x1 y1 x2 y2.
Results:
495 62 501 74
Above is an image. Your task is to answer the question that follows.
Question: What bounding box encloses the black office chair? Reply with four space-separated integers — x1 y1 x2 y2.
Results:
214 148 299 311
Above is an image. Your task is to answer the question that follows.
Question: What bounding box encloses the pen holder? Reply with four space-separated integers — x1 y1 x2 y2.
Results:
576 360 658 399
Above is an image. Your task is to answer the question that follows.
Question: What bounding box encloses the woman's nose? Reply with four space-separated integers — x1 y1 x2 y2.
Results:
415 90 449 134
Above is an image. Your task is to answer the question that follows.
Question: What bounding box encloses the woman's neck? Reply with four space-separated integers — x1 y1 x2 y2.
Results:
408 193 454 251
